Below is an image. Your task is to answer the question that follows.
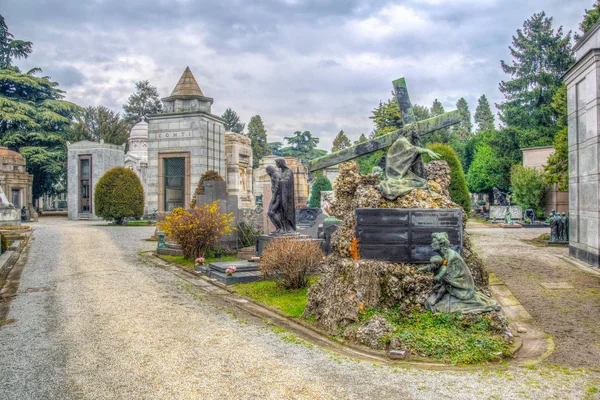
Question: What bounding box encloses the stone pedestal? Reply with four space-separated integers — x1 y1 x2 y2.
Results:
261 183 276 235
565 26 600 267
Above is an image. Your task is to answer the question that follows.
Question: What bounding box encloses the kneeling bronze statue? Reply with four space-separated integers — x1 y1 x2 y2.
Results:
418 232 501 313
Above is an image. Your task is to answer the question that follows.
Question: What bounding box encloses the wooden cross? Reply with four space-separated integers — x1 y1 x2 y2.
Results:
307 78 461 172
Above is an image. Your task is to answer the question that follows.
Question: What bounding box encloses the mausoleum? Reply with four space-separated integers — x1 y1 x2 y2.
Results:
0 147 35 221
124 120 149 214
67 141 125 220
146 67 226 212
564 20 600 267
224 132 254 208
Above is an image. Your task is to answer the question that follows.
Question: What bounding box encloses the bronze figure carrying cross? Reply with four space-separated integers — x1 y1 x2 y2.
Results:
307 78 461 174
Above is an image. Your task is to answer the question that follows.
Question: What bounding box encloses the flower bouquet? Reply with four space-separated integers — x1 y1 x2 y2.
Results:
225 266 237 276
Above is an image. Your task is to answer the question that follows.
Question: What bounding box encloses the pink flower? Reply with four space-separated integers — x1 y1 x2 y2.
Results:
225 266 237 275
195 257 205 264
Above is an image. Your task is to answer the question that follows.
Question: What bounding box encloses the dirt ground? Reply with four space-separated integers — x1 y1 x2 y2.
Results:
468 225 600 369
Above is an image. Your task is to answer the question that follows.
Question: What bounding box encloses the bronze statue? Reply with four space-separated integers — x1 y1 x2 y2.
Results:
276 157 296 233
378 130 441 200
549 209 559 242
266 158 296 235
266 165 284 235
418 232 501 313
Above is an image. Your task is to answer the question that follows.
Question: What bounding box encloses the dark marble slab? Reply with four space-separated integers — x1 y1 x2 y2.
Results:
355 208 462 263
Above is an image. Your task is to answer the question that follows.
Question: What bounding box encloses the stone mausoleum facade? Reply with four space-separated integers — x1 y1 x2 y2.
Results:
564 20 600 267
0 147 35 221
146 67 226 213
67 141 125 220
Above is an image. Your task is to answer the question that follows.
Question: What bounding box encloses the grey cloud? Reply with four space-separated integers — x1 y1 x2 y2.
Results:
3 0 591 148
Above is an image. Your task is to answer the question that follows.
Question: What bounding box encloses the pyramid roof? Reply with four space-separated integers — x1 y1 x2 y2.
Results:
170 66 204 97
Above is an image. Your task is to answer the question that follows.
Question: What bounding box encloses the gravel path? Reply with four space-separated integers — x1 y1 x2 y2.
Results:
0 218 598 399
468 226 600 369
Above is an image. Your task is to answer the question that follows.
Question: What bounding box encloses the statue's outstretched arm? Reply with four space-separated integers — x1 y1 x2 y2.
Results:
417 147 440 160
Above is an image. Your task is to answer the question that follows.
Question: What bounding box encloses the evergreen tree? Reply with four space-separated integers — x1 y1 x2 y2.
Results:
498 12 574 147
577 0 600 40
68 106 129 145
284 130 319 152
412 104 431 122
466 143 495 193
308 174 332 208
454 97 472 141
474 95 495 132
0 16 81 199
369 97 402 137
122 80 162 127
246 115 270 168
0 15 32 69
354 133 368 144
221 108 245 133
544 84 568 191
331 130 351 152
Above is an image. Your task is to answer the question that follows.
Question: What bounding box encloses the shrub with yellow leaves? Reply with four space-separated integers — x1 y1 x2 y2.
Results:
157 201 235 259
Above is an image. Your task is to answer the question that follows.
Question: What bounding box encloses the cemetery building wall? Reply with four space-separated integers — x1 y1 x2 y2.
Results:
224 132 254 208
521 146 568 214
146 112 225 213
67 141 125 220
565 24 600 267
0 147 35 220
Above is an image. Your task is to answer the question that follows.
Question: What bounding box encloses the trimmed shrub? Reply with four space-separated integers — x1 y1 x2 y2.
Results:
424 143 472 213
190 170 224 207
510 165 549 218
308 174 332 207
260 236 324 289
157 201 235 259
94 167 144 224
1 234 7 253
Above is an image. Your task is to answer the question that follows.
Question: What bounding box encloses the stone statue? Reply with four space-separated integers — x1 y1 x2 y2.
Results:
266 165 284 235
418 232 501 314
378 130 441 200
549 209 559 242
274 158 296 234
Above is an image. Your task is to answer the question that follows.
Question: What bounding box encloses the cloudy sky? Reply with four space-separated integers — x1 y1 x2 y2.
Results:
3 0 592 150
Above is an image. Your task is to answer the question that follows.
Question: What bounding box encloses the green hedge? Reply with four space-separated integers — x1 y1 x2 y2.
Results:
94 167 144 224
423 143 472 213
308 174 332 208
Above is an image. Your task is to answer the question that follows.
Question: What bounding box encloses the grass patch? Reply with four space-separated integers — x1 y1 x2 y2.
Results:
160 254 240 271
232 277 318 318
356 308 511 365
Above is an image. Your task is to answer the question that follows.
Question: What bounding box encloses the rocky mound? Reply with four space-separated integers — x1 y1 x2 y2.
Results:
304 161 489 334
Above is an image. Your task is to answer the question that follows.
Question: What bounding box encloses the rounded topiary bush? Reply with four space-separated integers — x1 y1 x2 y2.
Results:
308 173 332 208
423 143 472 213
94 167 144 224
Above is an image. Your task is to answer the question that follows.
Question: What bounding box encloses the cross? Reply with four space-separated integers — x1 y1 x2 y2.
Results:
307 78 461 172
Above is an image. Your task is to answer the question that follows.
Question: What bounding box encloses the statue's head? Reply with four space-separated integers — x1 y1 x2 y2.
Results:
266 165 276 176
551 209 556 215
275 157 287 169
562 212 566 217
431 232 450 251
